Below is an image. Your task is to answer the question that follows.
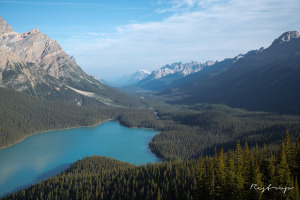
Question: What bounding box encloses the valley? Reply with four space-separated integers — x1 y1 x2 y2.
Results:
120 31 300 114
0 15 300 200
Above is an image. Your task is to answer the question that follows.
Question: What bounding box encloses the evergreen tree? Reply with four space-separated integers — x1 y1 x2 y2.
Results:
224 149 236 200
207 159 215 199
157 188 162 200
295 138 300 180
197 154 208 200
293 177 300 200
276 143 291 185
234 140 244 199
215 148 226 200
283 130 296 175
243 142 251 187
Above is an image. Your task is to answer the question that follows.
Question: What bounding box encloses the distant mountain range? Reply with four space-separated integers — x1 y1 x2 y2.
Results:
121 31 300 113
135 61 215 91
2 15 298 113
157 31 300 113
112 61 213 88
107 69 151 87
0 16 144 107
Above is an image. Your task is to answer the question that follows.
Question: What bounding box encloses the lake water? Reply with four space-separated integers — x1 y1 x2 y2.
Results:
0 121 159 197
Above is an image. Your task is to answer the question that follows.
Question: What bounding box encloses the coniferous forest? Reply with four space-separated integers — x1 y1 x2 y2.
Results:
0 87 155 149
1 86 300 200
2 132 299 200
2 86 300 161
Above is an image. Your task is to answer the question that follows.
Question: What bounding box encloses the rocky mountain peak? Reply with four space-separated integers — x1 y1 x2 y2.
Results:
150 61 208 79
205 61 215 66
0 18 75 76
30 28 40 33
137 69 151 74
0 17 98 103
272 31 300 45
0 16 14 34
0 16 144 107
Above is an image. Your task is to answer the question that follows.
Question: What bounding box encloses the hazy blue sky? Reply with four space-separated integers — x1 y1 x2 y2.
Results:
1 0 300 80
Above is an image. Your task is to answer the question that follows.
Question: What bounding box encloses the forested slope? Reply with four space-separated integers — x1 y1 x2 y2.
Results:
0 17 146 107
157 31 300 113
0 87 157 149
1 86 300 163
2 132 299 200
148 106 300 160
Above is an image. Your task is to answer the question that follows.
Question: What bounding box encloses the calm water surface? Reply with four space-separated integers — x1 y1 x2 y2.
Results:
0 121 159 197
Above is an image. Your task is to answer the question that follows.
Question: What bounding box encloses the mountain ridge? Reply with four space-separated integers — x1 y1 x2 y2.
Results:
0 16 144 107
0 16 14 34
157 31 300 113
132 61 215 91
272 31 300 45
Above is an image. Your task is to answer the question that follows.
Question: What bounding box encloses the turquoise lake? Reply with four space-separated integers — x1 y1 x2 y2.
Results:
0 121 159 197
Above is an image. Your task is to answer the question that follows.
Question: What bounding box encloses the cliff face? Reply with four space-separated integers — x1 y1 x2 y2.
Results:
0 16 91 82
0 16 143 107
0 16 14 34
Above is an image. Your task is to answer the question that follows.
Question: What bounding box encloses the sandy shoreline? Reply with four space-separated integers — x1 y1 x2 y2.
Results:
0 119 113 151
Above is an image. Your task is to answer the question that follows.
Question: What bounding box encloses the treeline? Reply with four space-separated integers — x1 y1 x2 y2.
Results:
4 63 146 107
2 86 300 163
148 107 300 160
0 87 157 149
115 100 300 160
2 132 299 200
196 131 300 200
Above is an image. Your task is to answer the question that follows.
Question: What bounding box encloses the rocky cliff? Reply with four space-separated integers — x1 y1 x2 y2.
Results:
0 16 143 107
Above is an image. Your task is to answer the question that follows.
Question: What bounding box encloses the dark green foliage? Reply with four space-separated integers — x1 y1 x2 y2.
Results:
194 134 300 200
1 86 300 163
1 62 146 107
1 70 18 83
100 84 147 108
2 156 198 200
149 107 300 160
0 87 157 149
3 134 299 200
158 34 300 114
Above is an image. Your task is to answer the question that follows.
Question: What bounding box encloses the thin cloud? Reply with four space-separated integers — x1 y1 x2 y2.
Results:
60 0 300 79
155 0 222 13
154 8 168 14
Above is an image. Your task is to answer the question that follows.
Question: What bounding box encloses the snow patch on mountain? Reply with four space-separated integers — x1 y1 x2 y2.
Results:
135 69 151 80
151 61 215 80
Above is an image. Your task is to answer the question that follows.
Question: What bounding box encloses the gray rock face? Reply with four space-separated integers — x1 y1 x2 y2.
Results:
0 16 14 34
272 31 300 45
0 17 81 80
0 16 145 107
0 16 104 104
134 61 215 91
149 61 212 80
